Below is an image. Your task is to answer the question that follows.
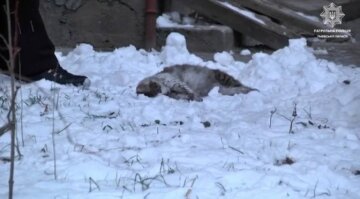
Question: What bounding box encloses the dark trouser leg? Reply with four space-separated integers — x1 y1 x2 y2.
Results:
1 0 89 87
0 0 9 71
0 0 57 77
18 0 58 77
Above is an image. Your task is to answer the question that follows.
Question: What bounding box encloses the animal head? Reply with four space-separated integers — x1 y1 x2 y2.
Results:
136 78 162 97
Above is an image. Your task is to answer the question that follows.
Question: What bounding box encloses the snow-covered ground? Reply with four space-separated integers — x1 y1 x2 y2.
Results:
0 33 359 199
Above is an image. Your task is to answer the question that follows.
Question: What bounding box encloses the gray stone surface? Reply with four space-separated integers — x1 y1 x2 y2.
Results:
273 0 359 21
311 41 360 66
345 18 360 41
157 25 234 52
40 0 145 50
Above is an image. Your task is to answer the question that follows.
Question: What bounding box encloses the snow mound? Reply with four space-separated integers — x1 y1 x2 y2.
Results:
240 49 251 55
214 51 235 66
243 38 339 96
160 32 203 65
1 33 359 199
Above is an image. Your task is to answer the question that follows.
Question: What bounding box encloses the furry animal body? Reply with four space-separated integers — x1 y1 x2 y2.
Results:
136 64 257 101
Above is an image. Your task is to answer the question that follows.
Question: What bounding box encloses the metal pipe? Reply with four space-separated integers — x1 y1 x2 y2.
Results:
145 0 158 50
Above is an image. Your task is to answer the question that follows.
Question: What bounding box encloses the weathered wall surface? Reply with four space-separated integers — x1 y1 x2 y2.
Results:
40 0 145 50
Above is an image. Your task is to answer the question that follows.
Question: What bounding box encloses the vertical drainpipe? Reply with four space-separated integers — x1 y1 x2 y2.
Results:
145 0 158 50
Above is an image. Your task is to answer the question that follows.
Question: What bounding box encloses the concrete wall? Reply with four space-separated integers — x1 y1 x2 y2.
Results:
40 0 145 50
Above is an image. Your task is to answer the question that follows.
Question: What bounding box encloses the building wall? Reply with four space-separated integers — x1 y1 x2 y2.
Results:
40 0 145 50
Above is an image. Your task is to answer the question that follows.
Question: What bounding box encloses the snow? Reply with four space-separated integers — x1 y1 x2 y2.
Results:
219 1 266 25
296 12 321 22
157 13 186 28
160 32 203 66
240 49 252 56
157 12 197 28
1 32 360 199
312 48 329 55
213 51 235 66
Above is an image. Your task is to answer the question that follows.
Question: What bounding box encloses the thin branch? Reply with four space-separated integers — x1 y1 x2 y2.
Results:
312 180 319 198
228 145 244 154
15 133 22 159
19 86 24 146
51 84 58 180
55 123 72 135
269 107 277 128
0 34 9 48
89 177 101 192
288 103 297 134
276 113 291 121
303 106 312 120
8 83 19 199
0 53 9 63
0 123 11 137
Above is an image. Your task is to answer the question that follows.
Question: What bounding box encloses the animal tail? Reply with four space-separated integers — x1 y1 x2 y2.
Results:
213 69 258 95
218 85 258 95
213 70 242 87
238 85 259 94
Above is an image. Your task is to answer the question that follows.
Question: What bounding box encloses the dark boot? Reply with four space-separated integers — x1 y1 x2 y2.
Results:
29 64 91 88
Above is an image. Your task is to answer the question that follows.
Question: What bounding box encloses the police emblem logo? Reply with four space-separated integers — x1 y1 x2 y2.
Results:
320 2 345 28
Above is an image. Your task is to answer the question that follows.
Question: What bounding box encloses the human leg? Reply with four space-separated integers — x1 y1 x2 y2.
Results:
0 0 90 87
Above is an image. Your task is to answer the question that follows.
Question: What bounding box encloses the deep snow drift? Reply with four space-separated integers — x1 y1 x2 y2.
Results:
0 33 359 199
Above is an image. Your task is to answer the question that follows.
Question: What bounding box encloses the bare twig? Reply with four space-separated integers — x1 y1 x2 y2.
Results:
0 52 9 63
133 173 170 192
19 87 24 146
8 84 19 199
276 113 291 121
289 103 297 134
228 145 244 154
89 177 101 192
51 84 58 180
55 123 72 135
185 188 192 199
312 180 318 198
15 130 22 158
311 179 331 198
269 107 277 128
215 182 227 196
0 122 11 136
190 176 198 187
0 34 9 48
303 106 312 119
5 0 21 198
185 175 198 199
